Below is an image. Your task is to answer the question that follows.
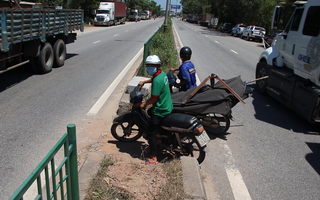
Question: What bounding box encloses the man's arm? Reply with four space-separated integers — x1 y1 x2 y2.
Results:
139 79 152 87
140 96 157 108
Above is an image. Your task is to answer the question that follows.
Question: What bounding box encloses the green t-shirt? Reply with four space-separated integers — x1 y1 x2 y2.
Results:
151 70 173 117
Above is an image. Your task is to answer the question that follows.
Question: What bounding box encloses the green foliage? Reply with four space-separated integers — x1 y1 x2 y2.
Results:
181 0 300 35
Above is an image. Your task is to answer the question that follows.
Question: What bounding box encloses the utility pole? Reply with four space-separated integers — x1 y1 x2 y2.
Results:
164 0 170 33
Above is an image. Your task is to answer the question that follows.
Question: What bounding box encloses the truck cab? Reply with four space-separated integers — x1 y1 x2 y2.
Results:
94 2 115 26
256 0 320 123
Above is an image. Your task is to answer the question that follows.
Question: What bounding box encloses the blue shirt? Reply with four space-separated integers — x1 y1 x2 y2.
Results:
177 61 197 91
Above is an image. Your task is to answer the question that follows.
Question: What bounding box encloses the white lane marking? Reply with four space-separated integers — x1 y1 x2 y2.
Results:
231 49 238 54
87 47 144 116
221 140 252 200
93 40 100 44
114 34 118 36
215 40 219 43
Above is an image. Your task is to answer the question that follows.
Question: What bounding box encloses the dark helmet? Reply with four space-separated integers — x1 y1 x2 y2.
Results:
180 46 192 59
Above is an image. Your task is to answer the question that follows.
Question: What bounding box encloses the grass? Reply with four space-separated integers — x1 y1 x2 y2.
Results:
84 157 190 200
84 158 134 200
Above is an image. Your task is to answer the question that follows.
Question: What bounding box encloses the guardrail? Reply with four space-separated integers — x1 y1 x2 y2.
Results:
10 124 79 200
142 26 163 67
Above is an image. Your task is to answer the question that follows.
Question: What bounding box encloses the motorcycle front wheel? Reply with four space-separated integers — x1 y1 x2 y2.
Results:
111 120 142 142
203 113 230 135
181 136 206 164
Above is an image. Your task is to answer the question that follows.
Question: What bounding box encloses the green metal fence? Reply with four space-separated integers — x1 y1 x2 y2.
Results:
10 124 79 200
142 26 163 67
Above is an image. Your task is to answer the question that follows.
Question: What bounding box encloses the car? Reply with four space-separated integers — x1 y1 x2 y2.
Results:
231 23 246 37
241 25 266 42
220 23 233 33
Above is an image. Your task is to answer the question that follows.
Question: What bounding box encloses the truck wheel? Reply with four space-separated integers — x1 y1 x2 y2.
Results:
255 60 268 94
35 42 53 74
53 39 66 67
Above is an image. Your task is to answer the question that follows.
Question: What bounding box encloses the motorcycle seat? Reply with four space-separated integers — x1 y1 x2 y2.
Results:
162 113 198 129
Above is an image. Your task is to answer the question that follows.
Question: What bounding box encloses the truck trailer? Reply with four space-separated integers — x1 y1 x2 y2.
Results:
94 1 126 26
0 1 84 74
255 0 320 123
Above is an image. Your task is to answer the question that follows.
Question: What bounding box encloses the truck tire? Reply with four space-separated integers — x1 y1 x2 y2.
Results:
34 42 53 74
255 60 268 94
53 39 66 67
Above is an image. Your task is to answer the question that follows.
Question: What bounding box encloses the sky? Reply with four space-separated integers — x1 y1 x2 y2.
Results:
154 0 182 12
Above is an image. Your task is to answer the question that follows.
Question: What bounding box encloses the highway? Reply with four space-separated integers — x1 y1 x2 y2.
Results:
1 17 319 199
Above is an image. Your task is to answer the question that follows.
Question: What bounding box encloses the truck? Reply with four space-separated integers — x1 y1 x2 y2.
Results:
199 14 212 27
0 0 84 74
129 9 142 21
255 0 320 123
141 10 150 20
208 16 219 29
94 1 126 26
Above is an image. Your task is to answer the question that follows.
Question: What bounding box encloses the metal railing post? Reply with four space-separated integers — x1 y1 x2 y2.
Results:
67 124 79 200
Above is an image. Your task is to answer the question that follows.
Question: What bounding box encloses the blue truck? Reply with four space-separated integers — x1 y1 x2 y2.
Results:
0 1 84 74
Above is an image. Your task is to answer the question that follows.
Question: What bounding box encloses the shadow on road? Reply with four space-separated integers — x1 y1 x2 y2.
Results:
305 142 320 175
251 86 319 134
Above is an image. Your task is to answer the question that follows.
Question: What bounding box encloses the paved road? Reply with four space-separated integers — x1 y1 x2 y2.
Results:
0 19 163 199
173 18 320 200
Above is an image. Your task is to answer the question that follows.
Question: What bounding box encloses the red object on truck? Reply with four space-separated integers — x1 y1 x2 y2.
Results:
200 14 213 26
112 1 126 17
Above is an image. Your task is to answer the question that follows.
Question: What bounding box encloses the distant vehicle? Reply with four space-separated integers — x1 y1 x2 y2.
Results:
94 1 126 26
241 25 266 42
220 23 233 33
200 14 212 27
129 9 142 21
231 24 246 37
208 16 219 29
141 10 150 20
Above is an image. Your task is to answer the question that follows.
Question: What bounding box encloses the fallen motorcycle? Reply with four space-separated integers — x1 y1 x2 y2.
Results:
111 85 210 164
169 73 253 135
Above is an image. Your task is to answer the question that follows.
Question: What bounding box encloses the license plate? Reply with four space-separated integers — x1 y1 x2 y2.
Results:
195 130 210 147
98 22 102 25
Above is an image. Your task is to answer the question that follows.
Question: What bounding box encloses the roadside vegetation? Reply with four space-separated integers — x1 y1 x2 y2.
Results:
84 157 189 200
138 17 178 77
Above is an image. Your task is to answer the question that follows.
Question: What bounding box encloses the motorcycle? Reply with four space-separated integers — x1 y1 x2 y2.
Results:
111 85 211 164
168 72 253 135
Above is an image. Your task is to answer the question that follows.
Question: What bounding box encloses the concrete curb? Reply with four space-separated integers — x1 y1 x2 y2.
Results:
181 157 207 200
78 152 106 200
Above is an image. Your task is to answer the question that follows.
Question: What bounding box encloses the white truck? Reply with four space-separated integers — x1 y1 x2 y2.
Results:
141 10 150 20
94 1 126 26
255 0 320 123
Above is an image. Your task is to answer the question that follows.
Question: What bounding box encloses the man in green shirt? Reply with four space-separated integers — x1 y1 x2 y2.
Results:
139 55 173 164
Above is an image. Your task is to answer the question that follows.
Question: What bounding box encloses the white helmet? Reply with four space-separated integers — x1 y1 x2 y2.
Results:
145 55 161 65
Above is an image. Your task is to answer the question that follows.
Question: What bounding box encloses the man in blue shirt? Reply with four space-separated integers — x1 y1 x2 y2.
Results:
170 46 197 91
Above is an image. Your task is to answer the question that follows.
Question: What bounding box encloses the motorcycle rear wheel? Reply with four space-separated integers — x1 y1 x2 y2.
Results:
111 120 142 142
203 114 230 135
181 136 206 164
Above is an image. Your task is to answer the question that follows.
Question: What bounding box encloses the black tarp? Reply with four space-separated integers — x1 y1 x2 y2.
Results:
171 76 250 115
